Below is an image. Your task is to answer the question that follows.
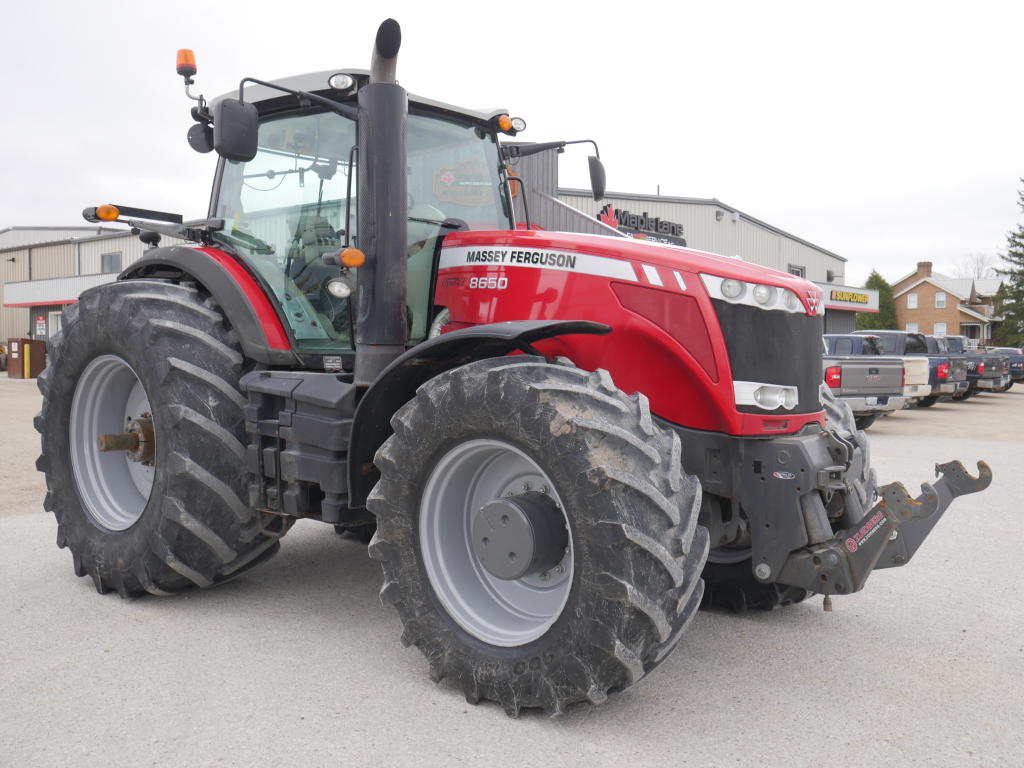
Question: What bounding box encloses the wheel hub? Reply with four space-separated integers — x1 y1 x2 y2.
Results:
419 438 575 647
69 355 155 531
472 492 568 580
98 416 155 464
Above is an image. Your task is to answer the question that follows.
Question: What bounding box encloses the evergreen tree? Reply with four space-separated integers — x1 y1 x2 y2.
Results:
995 180 1024 346
856 270 898 330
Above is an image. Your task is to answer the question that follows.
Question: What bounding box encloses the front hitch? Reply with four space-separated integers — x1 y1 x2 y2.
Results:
776 460 992 595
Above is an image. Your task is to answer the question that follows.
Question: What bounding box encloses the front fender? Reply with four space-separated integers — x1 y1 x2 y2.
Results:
121 245 298 366
347 319 610 508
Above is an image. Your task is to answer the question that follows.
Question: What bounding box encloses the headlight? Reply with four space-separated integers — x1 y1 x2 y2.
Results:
700 274 806 314
326 277 354 298
721 279 745 299
752 284 775 305
734 380 800 411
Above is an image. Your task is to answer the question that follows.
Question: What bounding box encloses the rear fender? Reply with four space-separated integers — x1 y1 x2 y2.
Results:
121 245 298 366
347 319 609 509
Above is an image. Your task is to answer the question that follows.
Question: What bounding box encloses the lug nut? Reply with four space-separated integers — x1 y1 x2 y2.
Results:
754 563 771 581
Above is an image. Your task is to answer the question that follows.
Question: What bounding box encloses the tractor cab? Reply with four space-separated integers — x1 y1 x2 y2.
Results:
207 72 515 355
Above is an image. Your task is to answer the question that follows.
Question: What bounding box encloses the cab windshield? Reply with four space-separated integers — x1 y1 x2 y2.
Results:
212 107 511 353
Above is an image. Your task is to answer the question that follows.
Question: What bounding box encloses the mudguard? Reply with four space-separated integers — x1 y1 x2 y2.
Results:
121 245 299 366
347 319 610 508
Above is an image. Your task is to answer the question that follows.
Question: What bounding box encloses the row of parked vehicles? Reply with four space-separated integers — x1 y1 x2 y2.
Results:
822 331 1023 429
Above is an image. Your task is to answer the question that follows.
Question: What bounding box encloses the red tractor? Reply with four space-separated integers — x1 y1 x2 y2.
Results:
37 20 990 716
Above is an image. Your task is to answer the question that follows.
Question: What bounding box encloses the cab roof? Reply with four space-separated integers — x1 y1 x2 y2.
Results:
213 69 508 124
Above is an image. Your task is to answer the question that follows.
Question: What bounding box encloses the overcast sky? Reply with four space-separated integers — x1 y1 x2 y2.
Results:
3 0 1021 286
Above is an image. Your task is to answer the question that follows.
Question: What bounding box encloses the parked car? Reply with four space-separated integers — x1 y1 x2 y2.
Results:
825 333 930 404
945 336 1007 396
822 337 905 429
989 347 1023 386
855 330 955 407
923 336 969 403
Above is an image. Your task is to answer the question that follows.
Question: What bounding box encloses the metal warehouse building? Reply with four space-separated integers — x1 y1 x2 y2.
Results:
0 227 185 344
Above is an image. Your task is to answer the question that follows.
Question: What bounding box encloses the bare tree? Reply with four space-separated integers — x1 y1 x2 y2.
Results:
951 252 997 279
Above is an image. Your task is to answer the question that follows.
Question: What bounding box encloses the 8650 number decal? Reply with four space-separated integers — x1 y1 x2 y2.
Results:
443 275 510 290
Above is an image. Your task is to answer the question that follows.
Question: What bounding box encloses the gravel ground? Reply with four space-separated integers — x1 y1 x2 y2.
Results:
1 377 1021 767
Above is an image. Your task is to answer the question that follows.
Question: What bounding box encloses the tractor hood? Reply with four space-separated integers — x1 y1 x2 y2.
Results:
441 229 823 314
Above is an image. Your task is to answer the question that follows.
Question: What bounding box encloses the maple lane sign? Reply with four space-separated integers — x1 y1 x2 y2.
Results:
597 203 687 246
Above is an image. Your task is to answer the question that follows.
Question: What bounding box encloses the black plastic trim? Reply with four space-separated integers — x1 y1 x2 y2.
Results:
120 245 299 366
347 319 611 509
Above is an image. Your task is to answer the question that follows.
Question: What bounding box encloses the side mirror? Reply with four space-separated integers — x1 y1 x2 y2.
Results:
588 155 606 201
213 99 259 162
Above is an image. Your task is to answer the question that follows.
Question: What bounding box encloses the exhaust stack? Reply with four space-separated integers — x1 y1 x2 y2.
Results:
354 19 408 386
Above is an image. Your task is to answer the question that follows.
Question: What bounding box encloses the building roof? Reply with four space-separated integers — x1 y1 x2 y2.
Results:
558 188 846 262
893 267 1004 299
0 228 141 255
958 304 993 322
0 226 117 250
894 274 971 299
974 278 1002 296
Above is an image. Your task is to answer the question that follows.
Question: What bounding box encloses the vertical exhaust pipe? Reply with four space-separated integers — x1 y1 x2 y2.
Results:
354 19 408 386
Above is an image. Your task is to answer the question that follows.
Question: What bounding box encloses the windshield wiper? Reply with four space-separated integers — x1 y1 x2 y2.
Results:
408 216 468 230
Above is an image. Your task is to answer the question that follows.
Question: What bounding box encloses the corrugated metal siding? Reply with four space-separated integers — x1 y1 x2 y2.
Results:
78 233 187 274
559 193 844 283
5 274 116 305
1 232 188 343
1 246 30 344
824 310 857 334
0 227 112 250
31 243 76 280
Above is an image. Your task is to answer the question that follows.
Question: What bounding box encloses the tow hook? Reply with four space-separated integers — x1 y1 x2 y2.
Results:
778 460 992 595
98 416 155 465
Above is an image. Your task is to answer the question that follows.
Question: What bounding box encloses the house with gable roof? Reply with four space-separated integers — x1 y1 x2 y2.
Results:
892 261 1003 344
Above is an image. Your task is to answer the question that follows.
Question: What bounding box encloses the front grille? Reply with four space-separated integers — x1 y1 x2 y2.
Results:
711 299 824 414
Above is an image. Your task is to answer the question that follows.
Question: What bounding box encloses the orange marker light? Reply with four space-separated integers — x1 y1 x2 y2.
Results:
340 248 366 268
96 205 120 221
496 114 513 132
176 49 197 78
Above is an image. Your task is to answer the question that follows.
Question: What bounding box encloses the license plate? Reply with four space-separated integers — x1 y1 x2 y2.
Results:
865 396 878 406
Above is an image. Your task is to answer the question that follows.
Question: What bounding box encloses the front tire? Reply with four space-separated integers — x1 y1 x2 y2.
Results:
36 280 287 596
368 357 707 715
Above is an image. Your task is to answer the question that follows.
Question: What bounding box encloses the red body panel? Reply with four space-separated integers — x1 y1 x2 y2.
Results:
434 230 825 436
195 247 292 351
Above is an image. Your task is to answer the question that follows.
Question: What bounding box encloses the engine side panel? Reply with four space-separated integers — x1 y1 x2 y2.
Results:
433 230 826 436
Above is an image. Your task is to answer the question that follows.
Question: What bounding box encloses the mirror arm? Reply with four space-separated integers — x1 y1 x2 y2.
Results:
238 77 359 121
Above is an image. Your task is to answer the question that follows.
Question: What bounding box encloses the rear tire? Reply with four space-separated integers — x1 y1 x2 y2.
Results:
701 384 875 612
917 396 938 407
36 280 287 597
853 414 877 430
368 357 707 715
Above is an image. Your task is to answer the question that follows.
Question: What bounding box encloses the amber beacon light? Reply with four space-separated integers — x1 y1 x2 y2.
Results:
176 49 197 79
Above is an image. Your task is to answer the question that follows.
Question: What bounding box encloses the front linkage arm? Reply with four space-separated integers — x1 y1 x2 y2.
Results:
777 460 992 595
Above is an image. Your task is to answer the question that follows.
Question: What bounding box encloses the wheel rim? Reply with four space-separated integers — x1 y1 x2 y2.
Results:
419 439 573 647
69 355 155 531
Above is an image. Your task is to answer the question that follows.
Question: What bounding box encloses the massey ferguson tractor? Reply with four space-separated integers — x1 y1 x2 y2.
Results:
36 19 991 716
